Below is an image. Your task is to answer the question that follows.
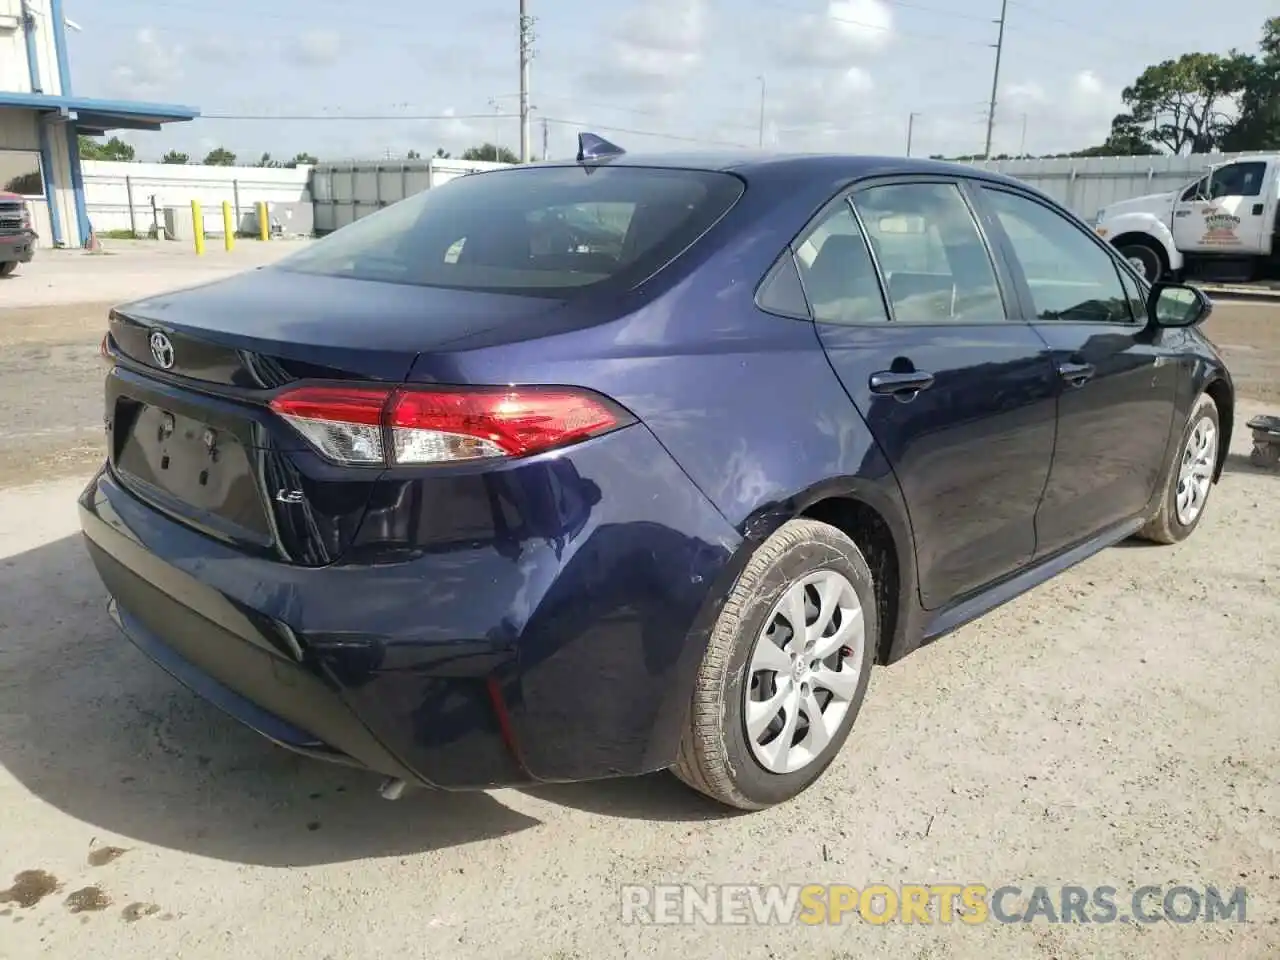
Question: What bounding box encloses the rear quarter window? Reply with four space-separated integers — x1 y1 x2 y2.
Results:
276 165 745 297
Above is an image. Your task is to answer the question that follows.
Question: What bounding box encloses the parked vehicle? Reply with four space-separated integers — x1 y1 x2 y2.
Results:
0 192 37 277
80 135 1233 811
1094 155 1280 283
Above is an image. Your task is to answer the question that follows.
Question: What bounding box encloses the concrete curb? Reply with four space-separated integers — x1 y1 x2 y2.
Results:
1199 283 1280 301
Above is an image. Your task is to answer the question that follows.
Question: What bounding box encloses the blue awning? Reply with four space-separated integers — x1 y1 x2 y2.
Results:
0 91 199 134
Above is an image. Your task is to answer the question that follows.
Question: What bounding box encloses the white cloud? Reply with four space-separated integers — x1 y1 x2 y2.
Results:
770 68 877 148
995 69 1122 153
579 0 709 98
776 0 894 68
287 29 342 68
109 28 183 97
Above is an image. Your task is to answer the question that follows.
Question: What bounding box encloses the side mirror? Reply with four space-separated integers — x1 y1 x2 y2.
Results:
1147 281 1213 329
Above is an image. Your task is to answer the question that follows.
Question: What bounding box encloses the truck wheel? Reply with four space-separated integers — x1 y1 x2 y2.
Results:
0 262 15 278
1117 242 1163 283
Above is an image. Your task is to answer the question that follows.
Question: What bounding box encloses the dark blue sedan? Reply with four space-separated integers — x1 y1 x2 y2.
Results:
80 135 1234 810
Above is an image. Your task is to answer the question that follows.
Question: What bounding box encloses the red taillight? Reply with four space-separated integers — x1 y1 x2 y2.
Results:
269 385 628 466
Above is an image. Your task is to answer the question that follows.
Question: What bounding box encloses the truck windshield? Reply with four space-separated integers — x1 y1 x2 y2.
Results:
276 164 745 297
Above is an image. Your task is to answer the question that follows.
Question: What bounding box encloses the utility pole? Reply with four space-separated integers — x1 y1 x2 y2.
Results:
1019 113 1028 156
542 116 549 161
519 0 534 163
983 0 1008 159
906 112 919 157
756 76 766 148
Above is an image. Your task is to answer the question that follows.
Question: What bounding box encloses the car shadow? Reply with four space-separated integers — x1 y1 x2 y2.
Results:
0 531 739 866
1224 451 1278 477
521 772 742 823
0 533 542 867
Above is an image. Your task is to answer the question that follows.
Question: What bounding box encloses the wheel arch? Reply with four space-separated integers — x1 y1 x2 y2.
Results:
1102 216 1183 274
731 478 921 667
1202 375 1234 482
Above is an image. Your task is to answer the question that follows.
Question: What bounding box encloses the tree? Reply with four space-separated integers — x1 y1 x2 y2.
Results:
161 150 190 164
78 135 135 161
435 147 451 159
255 152 282 168
461 143 518 163
203 147 237 166
284 152 318 168
1117 52 1255 154
4 171 41 195
1069 115 1161 157
1222 16 1280 151
406 149 422 159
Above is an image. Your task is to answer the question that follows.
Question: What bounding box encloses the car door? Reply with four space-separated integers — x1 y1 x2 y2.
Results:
974 184 1180 558
795 177 1059 610
1170 160 1273 255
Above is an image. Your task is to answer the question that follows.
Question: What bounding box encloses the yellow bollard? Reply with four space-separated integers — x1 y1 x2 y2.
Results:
257 201 269 241
222 201 235 252
191 200 204 255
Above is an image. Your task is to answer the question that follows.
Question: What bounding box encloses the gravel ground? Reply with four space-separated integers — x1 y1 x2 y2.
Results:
1 253 1279 958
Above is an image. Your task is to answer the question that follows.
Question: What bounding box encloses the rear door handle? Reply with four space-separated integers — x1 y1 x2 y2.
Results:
1252 202 1265 216
869 370 935 397
1057 362 1095 387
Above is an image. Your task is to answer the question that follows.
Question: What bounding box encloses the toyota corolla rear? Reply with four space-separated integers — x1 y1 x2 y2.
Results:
79 162 749 790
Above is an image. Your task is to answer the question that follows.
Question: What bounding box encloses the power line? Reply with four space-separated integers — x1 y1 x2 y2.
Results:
196 110 751 148
538 117 751 149
201 112 501 121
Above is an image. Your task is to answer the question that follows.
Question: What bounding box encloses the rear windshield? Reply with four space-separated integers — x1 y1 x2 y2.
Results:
277 165 745 296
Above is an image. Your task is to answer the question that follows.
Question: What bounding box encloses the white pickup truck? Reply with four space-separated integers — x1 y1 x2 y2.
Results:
1093 155 1280 284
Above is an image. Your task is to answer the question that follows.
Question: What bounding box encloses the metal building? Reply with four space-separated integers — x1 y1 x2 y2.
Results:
0 0 198 248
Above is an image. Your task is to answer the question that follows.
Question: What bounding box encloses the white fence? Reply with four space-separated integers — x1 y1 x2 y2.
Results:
964 152 1276 222
310 158 511 233
83 161 312 237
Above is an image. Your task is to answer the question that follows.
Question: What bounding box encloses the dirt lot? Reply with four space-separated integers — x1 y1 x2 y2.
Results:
1 257 1279 959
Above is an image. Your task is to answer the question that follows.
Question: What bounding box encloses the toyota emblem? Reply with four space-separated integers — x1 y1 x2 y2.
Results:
149 331 175 369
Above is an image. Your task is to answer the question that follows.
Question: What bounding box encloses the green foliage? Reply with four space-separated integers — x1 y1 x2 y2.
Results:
161 150 190 164
78 136 135 161
461 143 519 163
1119 51 1255 154
284 152 319 168
1221 17 1280 151
203 147 237 166
1087 16 1280 155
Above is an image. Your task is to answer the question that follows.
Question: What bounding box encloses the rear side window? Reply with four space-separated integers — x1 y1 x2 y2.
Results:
852 183 1005 323
277 166 744 296
793 203 888 324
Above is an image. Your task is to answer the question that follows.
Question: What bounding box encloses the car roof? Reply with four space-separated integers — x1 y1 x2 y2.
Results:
524 150 1033 192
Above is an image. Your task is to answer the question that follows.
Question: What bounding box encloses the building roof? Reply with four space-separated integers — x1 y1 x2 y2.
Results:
0 92 198 134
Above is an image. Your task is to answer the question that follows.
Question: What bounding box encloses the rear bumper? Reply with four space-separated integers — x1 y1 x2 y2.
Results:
79 425 742 789
0 231 36 263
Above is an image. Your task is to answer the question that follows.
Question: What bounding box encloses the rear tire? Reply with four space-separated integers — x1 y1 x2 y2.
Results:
1117 241 1164 283
1137 392 1220 544
672 519 877 810
0 262 16 278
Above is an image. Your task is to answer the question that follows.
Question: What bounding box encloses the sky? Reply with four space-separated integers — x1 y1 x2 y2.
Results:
68 0 1277 164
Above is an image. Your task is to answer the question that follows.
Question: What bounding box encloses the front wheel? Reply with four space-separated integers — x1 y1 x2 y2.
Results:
1137 392 1220 544
1117 242 1163 283
673 519 877 810
0 262 16 278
